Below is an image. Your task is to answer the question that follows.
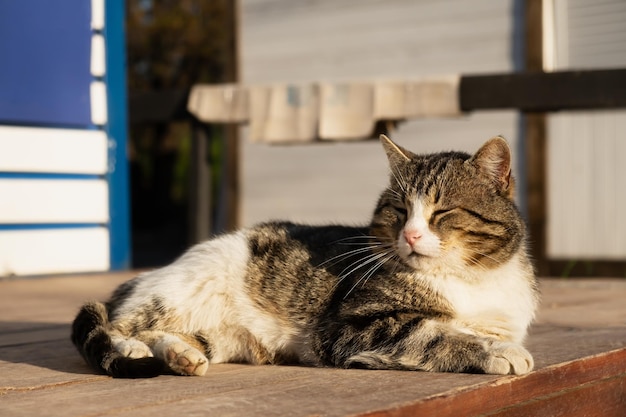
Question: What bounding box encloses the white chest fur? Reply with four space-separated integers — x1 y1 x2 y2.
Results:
420 253 536 343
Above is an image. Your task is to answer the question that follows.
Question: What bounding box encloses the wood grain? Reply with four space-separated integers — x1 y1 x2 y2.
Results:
362 348 626 417
0 275 625 417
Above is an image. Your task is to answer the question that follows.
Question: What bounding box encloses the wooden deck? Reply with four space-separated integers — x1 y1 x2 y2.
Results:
1 273 625 416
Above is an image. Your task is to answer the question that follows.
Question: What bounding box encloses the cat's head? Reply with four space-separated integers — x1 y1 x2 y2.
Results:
371 135 525 275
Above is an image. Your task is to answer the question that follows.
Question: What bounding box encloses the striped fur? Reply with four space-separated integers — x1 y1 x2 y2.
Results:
72 135 538 378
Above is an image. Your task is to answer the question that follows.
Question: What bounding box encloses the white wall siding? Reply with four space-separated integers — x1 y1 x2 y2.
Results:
0 179 109 224
0 126 108 174
242 0 517 83
546 0 626 259
0 227 110 276
547 110 626 259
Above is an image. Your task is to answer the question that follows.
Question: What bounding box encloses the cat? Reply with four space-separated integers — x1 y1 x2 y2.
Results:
72 134 538 378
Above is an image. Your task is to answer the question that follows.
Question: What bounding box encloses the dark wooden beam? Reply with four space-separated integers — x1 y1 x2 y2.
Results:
460 68 626 112
523 0 548 276
129 68 626 126
128 89 190 124
188 121 213 244
214 0 241 233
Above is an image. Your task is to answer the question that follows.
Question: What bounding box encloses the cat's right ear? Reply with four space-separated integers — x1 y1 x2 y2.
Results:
469 136 514 197
380 135 414 169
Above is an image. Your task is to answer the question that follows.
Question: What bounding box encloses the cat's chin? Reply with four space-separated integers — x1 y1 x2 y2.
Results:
402 251 469 276
401 252 437 270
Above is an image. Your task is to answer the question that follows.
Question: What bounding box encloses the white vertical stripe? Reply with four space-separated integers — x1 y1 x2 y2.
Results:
0 228 110 276
91 81 108 125
91 0 105 30
91 34 106 77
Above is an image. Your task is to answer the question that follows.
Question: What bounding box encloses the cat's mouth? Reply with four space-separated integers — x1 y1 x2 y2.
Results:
402 245 440 259
399 250 435 269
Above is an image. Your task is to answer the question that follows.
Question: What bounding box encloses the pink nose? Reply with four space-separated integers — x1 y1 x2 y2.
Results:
403 229 422 246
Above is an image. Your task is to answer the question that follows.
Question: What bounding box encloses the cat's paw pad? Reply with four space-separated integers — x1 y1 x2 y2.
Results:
113 338 153 359
485 342 533 375
165 342 208 376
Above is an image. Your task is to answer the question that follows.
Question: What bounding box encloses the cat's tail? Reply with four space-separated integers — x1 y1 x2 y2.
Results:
71 301 163 378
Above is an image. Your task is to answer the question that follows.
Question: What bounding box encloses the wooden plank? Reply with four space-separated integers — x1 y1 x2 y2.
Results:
0 126 108 174
0 329 623 417
362 348 626 417
0 272 134 321
0 364 495 417
487 377 626 417
131 69 626 125
0 179 108 223
0 340 108 390
0 276 624 416
0 325 69 347
459 68 626 112
0 228 110 276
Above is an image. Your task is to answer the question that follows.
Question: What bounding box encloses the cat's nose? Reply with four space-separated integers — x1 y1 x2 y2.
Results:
403 229 422 246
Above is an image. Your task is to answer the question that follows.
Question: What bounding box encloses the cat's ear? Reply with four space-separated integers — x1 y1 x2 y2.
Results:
380 134 414 168
470 136 514 196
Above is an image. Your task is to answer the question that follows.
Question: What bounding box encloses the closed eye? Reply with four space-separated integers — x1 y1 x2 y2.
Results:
395 206 408 217
430 208 455 224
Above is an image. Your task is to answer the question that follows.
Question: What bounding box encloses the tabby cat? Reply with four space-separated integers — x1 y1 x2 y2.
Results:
72 135 538 378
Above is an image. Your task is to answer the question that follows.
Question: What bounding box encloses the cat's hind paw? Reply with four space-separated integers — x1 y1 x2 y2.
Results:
112 337 154 359
485 342 533 375
164 342 209 376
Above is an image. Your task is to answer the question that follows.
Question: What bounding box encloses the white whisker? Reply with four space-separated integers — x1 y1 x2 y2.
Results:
388 167 407 194
338 249 392 283
318 245 379 268
328 249 392 293
344 252 396 299
331 235 379 244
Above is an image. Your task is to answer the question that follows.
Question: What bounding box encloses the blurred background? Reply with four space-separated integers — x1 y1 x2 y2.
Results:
126 0 524 267
1 0 625 277
128 0 626 276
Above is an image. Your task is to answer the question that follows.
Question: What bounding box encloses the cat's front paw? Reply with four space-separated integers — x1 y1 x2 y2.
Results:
165 342 209 376
484 342 533 375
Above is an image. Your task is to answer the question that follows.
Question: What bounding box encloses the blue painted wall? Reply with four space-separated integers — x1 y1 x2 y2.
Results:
0 1 92 127
0 0 130 274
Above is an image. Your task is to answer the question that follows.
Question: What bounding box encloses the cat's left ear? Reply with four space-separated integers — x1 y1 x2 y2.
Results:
469 136 514 196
